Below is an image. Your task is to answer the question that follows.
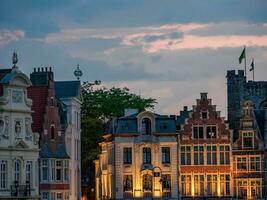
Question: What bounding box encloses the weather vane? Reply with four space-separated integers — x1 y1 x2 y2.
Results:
74 63 83 80
12 51 18 68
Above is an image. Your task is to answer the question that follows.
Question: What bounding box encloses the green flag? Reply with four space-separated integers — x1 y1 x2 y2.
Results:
239 47 246 64
250 58 254 71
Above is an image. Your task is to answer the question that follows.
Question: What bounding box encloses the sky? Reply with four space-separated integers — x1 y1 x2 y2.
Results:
1 0 267 117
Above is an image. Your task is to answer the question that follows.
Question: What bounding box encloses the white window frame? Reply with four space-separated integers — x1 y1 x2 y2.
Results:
26 161 33 185
0 160 7 189
41 159 49 181
242 132 254 149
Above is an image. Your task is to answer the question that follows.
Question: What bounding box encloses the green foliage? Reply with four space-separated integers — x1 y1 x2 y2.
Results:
81 85 156 179
81 87 156 119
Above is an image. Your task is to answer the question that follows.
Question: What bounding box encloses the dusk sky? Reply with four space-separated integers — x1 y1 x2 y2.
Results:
1 0 267 117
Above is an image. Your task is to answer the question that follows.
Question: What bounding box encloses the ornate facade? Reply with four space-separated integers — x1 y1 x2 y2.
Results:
0 64 39 199
95 110 178 199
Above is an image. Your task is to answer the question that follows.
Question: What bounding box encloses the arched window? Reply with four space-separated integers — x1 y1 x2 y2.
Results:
14 160 21 184
51 125 55 140
141 118 151 135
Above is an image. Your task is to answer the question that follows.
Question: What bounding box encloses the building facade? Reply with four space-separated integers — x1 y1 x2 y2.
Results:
55 81 82 200
178 93 232 199
28 68 70 200
0 65 39 199
95 110 178 199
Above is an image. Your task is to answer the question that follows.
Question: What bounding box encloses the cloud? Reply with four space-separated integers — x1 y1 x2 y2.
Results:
0 29 24 48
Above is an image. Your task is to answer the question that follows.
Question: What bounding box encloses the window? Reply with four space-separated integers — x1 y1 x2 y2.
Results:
220 146 230 165
162 174 171 190
194 146 204 165
194 175 204 196
250 180 261 198
250 157 261 171
50 97 54 106
180 146 191 165
123 175 133 192
123 148 132 164
26 161 32 185
14 160 20 183
237 157 247 171
141 118 151 135
56 160 62 181
51 160 55 181
64 160 69 181
237 180 247 198
162 147 170 164
207 146 217 165
0 161 7 189
51 125 55 140
242 132 254 148
220 174 230 196
56 193 63 200
143 147 151 164
181 175 191 196
193 126 204 138
42 192 49 200
207 175 217 196
206 125 217 138
201 111 208 119
41 160 49 181
143 174 152 192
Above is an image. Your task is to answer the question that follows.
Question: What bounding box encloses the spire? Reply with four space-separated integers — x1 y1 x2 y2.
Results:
74 63 83 80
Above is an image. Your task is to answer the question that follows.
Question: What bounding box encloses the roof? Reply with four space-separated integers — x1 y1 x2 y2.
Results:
108 111 177 134
54 81 81 100
254 109 265 139
0 69 12 81
40 143 69 159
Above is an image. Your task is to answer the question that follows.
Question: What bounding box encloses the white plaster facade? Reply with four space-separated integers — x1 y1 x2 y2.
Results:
61 97 81 200
0 68 39 199
95 110 178 200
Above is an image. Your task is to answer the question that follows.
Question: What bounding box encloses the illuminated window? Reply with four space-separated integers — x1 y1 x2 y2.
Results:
194 146 204 165
242 132 254 148
220 174 230 196
220 146 230 165
206 125 217 138
143 147 151 164
181 175 191 196
162 174 171 190
207 175 217 196
123 148 132 164
141 118 151 135
194 175 204 196
162 147 170 164
143 174 152 192
56 193 63 200
123 175 133 192
193 126 204 139
180 146 191 165
237 157 247 171
236 180 247 198
207 146 217 165
250 180 261 198
250 156 261 171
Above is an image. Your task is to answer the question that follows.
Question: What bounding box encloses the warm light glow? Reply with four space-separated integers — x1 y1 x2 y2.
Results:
134 189 142 197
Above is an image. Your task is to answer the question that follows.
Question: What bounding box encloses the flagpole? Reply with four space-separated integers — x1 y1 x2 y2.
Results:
244 46 247 80
253 59 255 81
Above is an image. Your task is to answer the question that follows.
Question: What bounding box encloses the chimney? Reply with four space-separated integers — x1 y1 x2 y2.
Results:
200 92 207 100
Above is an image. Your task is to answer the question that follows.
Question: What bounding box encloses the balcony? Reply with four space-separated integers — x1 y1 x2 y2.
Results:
10 182 31 198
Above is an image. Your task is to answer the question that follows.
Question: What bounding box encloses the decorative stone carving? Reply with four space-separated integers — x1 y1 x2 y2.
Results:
3 116 9 139
12 90 23 103
33 132 39 145
14 119 22 138
25 118 32 141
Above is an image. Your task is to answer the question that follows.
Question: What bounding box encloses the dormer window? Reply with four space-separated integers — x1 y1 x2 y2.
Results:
141 118 151 135
242 132 254 148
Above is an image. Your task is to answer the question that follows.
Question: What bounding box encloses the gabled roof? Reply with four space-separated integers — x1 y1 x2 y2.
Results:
54 81 81 100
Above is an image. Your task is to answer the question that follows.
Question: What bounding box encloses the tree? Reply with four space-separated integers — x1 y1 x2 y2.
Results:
81 85 156 185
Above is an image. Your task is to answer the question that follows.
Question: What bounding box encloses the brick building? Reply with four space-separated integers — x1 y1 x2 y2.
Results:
178 93 232 199
28 68 70 200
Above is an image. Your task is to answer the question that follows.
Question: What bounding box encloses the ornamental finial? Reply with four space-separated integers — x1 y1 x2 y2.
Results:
12 51 18 68
74 63 83 80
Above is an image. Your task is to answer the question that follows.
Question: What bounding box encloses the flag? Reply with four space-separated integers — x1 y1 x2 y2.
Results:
239 47 246 64
250 58 254 71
